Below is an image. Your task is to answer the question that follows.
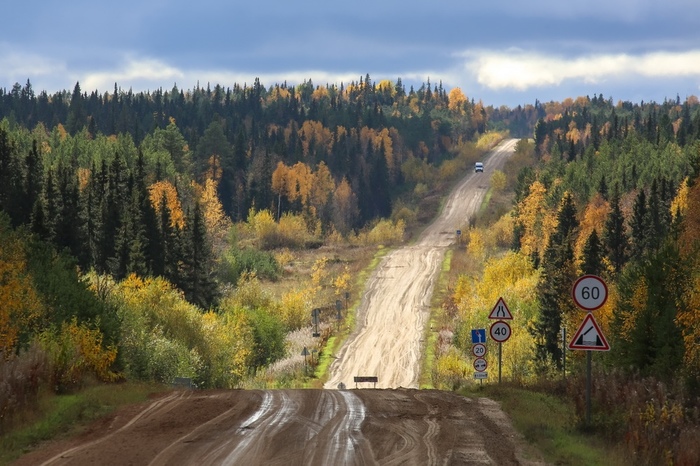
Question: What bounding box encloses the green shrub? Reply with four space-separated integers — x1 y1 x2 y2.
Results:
221 248 281 285
248 308 286 371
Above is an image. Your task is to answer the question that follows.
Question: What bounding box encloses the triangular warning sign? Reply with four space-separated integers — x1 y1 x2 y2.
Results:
568 314 610 351
488 297 513 320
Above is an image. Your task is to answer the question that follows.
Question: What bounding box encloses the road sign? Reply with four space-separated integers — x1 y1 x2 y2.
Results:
473 358 488 371
472 343 487 357
568 313 610 351
474 372 488 380
488 297 513 320
572 275 608 311
490 321 511 342
471 328 487 343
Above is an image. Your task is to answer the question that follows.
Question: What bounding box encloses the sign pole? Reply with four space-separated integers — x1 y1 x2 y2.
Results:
562 327 566 381
586 350 592 426
498 342 502 384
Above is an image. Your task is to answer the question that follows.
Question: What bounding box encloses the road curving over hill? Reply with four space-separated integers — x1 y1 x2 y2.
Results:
325 138 519 389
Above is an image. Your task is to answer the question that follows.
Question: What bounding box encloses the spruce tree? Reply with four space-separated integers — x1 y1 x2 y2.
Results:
629 188 648 259
581 229 604 276
181 202 217 309
21 140 43 226
603 186 629 275
532 193 579 368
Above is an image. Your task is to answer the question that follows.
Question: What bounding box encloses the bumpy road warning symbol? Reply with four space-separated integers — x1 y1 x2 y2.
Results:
568 313 610 351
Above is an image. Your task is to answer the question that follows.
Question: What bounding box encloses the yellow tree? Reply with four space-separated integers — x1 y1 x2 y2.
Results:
0 229 43 354
288 162 314 207
677 176 700 377
452 251 539 383
574 193 610 269
332 177 359 235
194 178 231 254
298 120 333 160
516 180 556 260
448 87 467 115
373 128 395 178
310 161 335 221
271 161 290 218
149 180 185 229
671 177 689 220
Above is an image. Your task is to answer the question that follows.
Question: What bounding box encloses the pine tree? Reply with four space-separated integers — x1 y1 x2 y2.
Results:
21 140 43 226
629 188 648 259
0 127 24 226
66 82 86 135
581 229 604 276
77 163 102 270
532 193 579 368
603 186 629 275
181 202 217 309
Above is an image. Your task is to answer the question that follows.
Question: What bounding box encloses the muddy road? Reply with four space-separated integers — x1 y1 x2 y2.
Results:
14 388 537 466
325 139 518 389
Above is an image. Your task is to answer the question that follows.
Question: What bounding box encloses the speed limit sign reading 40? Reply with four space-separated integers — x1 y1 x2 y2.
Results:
572 275 608 311
490 321 511 342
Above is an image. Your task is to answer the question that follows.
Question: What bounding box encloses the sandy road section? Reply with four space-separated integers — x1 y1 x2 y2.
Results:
14 388 533 466
325 139 519 389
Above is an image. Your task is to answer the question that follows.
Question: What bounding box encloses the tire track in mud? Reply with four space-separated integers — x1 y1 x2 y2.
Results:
15 388 541 466
38 391 192 466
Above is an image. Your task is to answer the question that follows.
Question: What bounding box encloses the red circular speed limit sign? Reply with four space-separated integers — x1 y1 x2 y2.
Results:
472 343 487 357
490 321 511 342
572 275 608 311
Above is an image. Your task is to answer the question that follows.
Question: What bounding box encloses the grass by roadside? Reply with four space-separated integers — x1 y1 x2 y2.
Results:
460 383 632 466
0 382 166 465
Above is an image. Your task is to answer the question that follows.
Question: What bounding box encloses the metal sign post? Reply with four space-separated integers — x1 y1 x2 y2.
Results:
488 297 513 385
570 275 610 427
489 321 511 383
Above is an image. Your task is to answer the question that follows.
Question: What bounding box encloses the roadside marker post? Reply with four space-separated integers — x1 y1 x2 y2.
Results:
301 346 309 375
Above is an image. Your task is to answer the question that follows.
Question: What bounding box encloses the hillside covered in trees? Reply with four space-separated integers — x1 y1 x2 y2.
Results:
436 94 700 464
2 77 700 463
0 76 499 406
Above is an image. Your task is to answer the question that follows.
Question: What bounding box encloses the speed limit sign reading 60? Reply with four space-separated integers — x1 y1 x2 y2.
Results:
490 321 511 342
572 275 608 311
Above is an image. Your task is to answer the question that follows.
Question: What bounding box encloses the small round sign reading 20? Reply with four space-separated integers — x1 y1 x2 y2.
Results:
572 275 608 311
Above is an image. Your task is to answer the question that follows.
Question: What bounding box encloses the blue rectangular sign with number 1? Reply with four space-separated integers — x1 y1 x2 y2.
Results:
471 329 486 343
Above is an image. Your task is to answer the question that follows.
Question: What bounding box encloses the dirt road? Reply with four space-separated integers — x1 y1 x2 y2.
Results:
12 139 531 466
14 388 536 466
325 139 518 389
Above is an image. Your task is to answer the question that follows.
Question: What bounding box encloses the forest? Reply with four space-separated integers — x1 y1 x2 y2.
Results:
1 77 700 462
437 94 700 464
0 75 495 401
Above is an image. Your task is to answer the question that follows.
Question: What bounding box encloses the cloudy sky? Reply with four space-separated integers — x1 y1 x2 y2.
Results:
2 0 700 108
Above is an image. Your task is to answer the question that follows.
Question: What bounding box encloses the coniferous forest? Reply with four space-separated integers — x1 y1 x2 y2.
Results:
2 78 700 462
